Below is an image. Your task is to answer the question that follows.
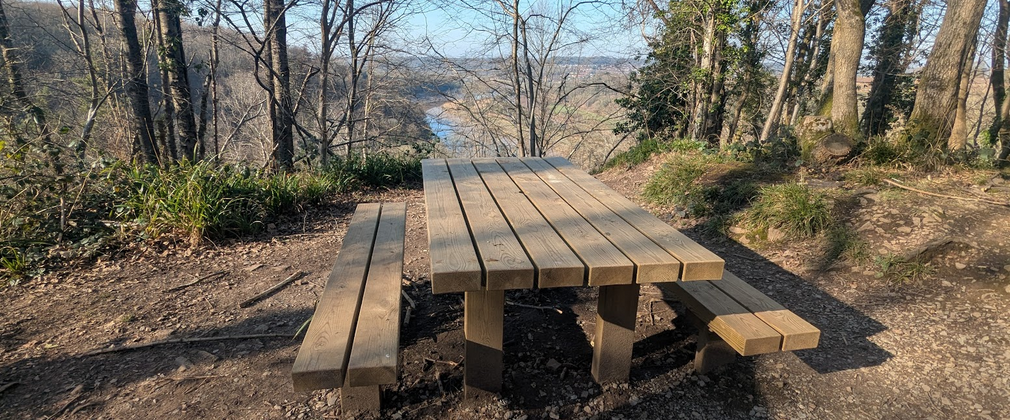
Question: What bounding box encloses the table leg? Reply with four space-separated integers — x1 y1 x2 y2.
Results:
464 290 504 398
592 283 640 383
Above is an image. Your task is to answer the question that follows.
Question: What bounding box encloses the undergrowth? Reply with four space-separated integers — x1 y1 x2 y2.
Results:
602 138 707 171
742 184 833 239
0 151 422 284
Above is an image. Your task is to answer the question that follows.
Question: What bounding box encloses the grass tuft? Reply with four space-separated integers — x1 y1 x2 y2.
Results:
743 183 833 239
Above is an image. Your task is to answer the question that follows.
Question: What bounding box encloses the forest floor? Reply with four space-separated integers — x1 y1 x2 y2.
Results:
2 157 1010 420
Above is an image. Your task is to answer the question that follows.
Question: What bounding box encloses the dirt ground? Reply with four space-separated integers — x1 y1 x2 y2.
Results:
2 162 1010 420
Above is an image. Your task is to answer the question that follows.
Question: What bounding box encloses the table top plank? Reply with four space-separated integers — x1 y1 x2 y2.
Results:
446 159 535 290
291 203 380 391
347 203 406 386
422 159 482 293
544 157 724 281
497 157 633 286
522 158 681 284
473 159 585 288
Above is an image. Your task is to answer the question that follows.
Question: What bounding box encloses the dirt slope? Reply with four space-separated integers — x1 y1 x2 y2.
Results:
1 161 1009 419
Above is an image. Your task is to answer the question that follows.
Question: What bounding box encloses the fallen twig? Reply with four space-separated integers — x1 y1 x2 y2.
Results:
239 271 306 308
0 382 17 394
401 289 416 309
403 306 412 325
505 300 563 314
44 385 83 420
81 334 291 356
163 271 227 293
883 178 1010 207
423 357 459 367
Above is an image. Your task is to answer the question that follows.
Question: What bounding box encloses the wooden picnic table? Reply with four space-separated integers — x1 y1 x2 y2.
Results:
421 157 726 398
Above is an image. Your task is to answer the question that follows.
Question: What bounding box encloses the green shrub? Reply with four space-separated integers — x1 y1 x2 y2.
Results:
642 154 707 208
602 138 707 171
743 183 832 238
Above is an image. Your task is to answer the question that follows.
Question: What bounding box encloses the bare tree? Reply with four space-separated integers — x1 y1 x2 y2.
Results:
760 0 808 142
906 0 986 150
153 0 200 160
112 0 159 164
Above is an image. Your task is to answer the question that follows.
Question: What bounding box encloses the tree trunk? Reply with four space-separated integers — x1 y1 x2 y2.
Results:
988 0 1009 141
154 0 199 160
906 0 986 149
760 0 805 142
266 0 293 170
830 0 868 138
112 0 159 164
861 0 917 137
948 39 977 150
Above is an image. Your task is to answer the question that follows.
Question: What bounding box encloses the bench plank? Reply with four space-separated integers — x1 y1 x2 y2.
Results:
473 159 585 288
523 158 681 284
347 203 407 386
663 281 782 356
498 157 634 286
544 157 724 281
422 159 482 293
447 159 535 290
709 272 820 351
292 203 380 392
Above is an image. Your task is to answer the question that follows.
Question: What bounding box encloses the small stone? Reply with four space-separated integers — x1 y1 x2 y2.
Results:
545 358 562 371
1004 265 1010 272
326 392 338 407
1005 285 1010 294
955 263 967 270
175 356 194 369
629 395 640 406
941 280 953 287
896 226 912 234
192 350 219 363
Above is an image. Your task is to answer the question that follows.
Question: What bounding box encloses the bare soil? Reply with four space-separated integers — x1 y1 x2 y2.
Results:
2 162 1009 420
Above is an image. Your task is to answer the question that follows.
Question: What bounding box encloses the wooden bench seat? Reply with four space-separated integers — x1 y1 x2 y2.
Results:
291 202 406 414
660 271 820 373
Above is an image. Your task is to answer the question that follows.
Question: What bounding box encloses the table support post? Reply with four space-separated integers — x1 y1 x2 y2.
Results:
464 290 504 398
592 283 640 383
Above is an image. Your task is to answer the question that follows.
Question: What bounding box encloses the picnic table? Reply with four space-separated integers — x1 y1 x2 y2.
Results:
421 157 726 398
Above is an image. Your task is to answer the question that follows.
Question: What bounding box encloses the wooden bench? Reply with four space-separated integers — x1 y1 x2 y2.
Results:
291 202 406 414
660 271 821 373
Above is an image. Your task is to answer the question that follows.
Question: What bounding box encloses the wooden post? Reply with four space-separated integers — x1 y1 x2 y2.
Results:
340 385 380 415
592 283 640 383
464 290 504 398
687 312 736 374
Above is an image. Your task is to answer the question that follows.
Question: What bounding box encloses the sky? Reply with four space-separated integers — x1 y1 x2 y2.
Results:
402 1 649 59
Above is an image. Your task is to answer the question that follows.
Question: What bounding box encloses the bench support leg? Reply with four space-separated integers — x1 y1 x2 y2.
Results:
464 290 504 399
340 385 380 415
592 283 640 383
688 314 737 374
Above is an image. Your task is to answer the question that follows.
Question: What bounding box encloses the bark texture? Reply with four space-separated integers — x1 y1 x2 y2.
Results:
112 0 159 164
906 0 986 149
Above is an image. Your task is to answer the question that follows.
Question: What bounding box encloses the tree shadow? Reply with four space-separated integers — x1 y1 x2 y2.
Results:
0 308 313 419
679 225 893 374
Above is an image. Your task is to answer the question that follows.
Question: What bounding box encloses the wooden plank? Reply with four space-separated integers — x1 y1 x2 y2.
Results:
660 281 782 356
347 203 407 386
498 158 633 286
292 203 380 392
464 290 505 398
709 272 820 351
523 158 681 284
473 160 584 288
591 284 640 383
422 159 482 293
544 157 724 281
446 159 534 290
